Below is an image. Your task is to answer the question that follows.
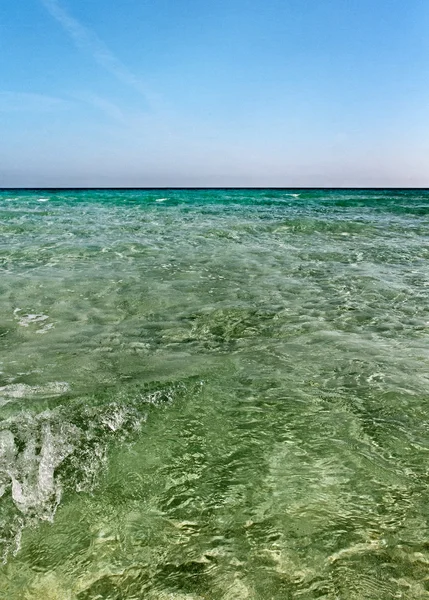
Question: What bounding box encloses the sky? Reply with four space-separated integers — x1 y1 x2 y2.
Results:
1 0 428 187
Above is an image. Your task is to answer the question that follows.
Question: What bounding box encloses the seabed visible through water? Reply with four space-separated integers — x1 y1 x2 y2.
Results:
1 189 429 599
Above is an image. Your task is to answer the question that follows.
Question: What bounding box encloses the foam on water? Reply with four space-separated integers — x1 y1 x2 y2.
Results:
13 308 52 331
0 382 70 407
0 375 196 560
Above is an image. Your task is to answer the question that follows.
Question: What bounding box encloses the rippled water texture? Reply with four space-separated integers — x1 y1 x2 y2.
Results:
1 188 429 599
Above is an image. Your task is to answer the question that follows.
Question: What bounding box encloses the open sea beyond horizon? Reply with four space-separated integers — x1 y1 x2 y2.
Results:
1 188 429 599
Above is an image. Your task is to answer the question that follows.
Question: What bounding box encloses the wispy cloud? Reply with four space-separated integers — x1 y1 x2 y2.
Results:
0 91 71 112
40 0 153 106
74 92 127 123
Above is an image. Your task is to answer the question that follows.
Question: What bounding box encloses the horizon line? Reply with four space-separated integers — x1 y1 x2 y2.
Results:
1 187 429 191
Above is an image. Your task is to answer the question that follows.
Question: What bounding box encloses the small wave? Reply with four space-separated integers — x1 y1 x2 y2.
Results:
37 198 49 202
0 378 200 560
0 382 70 406
156 198 168 202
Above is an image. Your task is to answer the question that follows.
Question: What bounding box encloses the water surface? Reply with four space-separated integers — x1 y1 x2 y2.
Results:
1 189 429 599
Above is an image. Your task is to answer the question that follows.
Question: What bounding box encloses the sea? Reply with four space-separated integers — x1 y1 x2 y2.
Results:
0 188 429 599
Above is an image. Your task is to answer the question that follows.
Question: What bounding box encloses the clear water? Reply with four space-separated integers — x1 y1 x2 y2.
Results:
1 189 429 599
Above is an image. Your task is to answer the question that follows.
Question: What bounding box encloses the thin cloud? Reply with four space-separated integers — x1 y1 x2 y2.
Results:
0 91 71 112
40 0 153 106
75 92 127 124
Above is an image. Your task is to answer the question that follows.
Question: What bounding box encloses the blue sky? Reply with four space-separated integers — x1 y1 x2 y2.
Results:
1 0 428 186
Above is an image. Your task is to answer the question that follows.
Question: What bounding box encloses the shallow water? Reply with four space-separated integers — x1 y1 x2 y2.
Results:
1 188 429 599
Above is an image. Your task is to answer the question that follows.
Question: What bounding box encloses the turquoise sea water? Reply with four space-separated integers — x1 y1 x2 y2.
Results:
1 188 429 599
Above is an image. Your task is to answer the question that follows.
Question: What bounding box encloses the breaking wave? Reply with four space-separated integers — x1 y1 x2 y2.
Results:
0 378 199 560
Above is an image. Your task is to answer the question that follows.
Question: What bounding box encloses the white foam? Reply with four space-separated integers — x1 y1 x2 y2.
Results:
0 382 70 406
156 198 167 202
13 308 52 331
37 198 49 202
17 314 49 327
0 430 16 498
8 422 75 518
101 406 128 432
35 323 55 335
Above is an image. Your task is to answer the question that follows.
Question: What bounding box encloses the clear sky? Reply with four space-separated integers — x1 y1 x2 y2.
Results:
1 0 428 187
